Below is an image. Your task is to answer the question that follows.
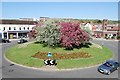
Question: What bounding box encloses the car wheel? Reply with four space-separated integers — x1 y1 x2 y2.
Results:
117 67 119 70
107 71 111 75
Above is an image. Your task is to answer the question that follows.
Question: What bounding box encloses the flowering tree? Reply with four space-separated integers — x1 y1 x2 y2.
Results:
35 18 90 49
59 22 90 49
36 19 61 47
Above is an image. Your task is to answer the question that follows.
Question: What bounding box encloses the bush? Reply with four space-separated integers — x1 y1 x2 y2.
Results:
59 22 90 49
117 36 120 39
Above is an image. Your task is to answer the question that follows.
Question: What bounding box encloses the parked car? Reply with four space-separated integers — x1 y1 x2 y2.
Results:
2 39 10 43
98 60 119 75
18 39 28 44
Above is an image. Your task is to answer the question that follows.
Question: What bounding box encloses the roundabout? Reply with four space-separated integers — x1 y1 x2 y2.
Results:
2 39 119 78
4 40 113 70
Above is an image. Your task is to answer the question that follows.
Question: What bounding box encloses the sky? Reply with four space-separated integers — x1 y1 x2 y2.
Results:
1 2 118 20
1 0 119 2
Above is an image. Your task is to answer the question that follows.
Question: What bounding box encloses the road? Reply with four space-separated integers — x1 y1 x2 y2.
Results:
1 39 119 78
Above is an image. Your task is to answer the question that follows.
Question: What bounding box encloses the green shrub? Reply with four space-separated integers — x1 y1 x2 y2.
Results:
117 36 120 39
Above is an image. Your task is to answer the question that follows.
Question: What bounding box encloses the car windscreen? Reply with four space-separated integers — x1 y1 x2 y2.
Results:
103 62 113 67
20 39 24 41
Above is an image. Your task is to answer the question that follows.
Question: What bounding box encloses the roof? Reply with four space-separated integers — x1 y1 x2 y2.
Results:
0 19 38 25
107 26 120 31
106 60 116 64
92 25 97 30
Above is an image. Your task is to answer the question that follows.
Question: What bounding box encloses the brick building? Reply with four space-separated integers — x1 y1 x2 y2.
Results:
92 19 119 39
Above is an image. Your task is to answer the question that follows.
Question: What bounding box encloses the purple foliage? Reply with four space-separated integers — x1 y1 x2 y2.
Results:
59 22 90 49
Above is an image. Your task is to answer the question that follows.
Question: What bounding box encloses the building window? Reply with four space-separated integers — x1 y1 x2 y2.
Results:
19 27 21 30
27 27 29 30
14 27 16 30
104 27 106 29
9 27 11 30
105 34 107 37
3 27 5 30
24 27 25 30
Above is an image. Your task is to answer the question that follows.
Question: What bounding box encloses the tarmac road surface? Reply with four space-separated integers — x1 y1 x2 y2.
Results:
1 39 119 78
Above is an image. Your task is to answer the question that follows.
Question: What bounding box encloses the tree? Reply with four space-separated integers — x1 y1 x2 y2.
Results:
36 19 61 48
59 22 90 49
97 20 102 24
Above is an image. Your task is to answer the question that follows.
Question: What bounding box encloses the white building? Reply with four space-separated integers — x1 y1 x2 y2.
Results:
84 23 92 31
0 19 37 39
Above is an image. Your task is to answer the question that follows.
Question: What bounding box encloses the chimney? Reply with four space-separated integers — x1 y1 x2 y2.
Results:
102 19 108 30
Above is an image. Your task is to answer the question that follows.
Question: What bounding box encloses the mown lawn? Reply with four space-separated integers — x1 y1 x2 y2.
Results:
5 42 113 69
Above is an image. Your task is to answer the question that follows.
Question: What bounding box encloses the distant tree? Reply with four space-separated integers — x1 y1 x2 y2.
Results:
97 20 102 24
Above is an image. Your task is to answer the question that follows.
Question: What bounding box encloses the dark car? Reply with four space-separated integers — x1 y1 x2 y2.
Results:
2 39 10 43
98 60 119 75
18 39 28 44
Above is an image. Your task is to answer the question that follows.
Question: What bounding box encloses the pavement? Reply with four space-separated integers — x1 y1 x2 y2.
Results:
9 38 29 41
92 38 119 42
1 39 119 78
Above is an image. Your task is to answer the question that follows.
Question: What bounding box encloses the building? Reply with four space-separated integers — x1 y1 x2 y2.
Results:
84 23 92 31
39 17 49 22
92 19 119 39
19 18 34 21
0 19 37 39
92 24 103 38
19 18 39 21
103 25 119 39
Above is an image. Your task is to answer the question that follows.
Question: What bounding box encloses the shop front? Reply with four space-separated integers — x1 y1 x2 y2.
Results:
103 31 118 39
3 31 30 39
